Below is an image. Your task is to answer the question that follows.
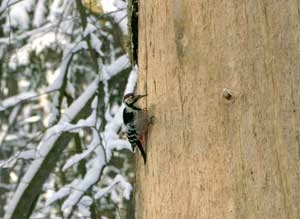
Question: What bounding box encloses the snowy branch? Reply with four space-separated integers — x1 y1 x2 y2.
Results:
4 77 99 219
1 0 134 217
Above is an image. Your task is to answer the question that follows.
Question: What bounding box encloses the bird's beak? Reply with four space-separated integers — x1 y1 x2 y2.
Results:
137 94 147 99
133 94 147 103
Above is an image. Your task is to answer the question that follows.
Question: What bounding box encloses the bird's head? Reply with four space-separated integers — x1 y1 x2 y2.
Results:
123 93 147 110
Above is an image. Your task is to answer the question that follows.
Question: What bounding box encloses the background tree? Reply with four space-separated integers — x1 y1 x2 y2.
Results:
0 0 137 218
137 0 300 218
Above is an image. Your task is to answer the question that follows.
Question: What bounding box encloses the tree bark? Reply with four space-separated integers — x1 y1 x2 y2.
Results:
136 0 300 218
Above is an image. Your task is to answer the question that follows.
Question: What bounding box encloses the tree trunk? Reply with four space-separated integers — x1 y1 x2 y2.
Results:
136 0 300 218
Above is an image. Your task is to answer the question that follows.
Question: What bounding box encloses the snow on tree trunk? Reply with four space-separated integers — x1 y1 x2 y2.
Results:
136 0 300 218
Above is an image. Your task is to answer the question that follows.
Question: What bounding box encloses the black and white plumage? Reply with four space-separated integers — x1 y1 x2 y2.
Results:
123 93 148 163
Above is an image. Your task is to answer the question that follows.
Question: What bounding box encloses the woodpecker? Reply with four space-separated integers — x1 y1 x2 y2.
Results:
123 93 148 163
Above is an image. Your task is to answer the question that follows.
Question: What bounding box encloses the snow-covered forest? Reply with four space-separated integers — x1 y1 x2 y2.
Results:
0 0 136 218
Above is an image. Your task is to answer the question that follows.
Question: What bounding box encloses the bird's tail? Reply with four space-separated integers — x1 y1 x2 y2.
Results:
136 140 146 164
